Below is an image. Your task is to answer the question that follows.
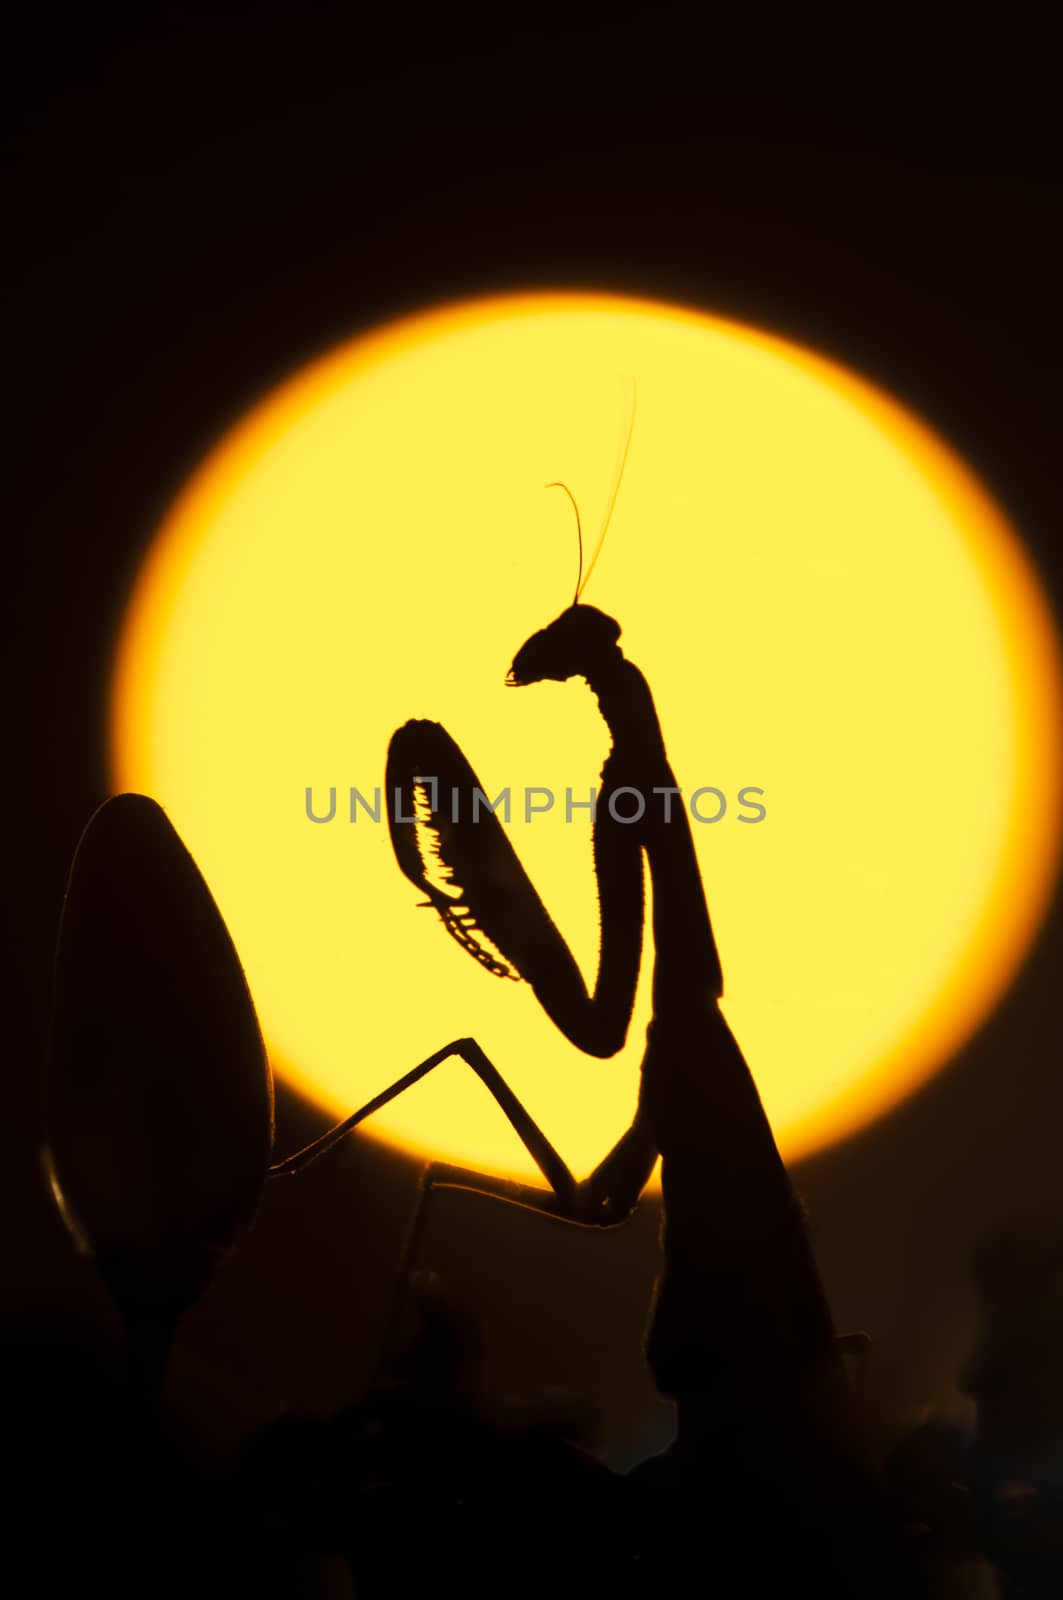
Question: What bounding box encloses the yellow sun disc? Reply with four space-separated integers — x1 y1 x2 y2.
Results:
111 291 1063 1181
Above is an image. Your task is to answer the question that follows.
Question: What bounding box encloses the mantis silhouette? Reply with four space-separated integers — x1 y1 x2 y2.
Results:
271 471 843 1422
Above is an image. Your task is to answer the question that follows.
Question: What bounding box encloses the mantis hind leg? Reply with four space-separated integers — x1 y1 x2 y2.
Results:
270 1037 656 1227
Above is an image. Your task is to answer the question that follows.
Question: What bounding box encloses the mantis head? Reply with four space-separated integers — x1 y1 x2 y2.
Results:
507 603 622 686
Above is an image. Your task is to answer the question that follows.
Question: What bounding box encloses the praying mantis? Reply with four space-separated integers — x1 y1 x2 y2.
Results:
271 460 845 1428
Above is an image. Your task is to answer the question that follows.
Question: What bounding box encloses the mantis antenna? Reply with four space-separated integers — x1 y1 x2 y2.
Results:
544 378 638 605
543 482 584 603
580 377 638 601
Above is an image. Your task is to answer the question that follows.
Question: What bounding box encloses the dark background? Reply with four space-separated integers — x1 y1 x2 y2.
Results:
5 12 1062 1469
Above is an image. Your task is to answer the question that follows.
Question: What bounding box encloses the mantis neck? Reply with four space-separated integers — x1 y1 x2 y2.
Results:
586 651 724 1011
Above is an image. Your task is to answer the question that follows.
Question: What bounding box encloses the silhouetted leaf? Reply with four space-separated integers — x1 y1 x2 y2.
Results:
44 794 273 1355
